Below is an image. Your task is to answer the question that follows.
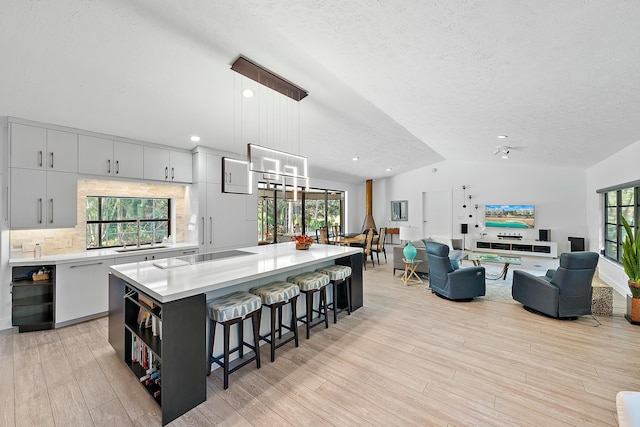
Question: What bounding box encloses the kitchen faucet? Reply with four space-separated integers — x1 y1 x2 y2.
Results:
136 218 141 248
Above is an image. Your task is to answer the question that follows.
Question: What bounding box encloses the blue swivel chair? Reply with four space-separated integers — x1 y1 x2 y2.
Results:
425 241 486 300
512 252 599 318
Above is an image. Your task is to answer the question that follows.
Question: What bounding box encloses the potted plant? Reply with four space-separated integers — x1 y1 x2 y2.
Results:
620 216 640 322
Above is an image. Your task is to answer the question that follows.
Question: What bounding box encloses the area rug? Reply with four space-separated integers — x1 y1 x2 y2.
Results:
417 263 545 301
474 266 543 301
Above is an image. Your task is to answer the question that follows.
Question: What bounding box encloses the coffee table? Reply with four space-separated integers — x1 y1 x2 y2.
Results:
463 252 521 280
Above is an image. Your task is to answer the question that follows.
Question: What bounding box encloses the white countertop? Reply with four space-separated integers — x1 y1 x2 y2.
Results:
8 243 199 266
109 242 362 303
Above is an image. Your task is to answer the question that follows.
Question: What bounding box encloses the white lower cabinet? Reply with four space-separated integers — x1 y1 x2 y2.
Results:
54 248 198 326
55 259 114 325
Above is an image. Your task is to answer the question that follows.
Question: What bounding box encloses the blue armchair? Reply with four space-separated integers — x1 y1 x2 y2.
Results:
512 252 599 318
425 241 486 300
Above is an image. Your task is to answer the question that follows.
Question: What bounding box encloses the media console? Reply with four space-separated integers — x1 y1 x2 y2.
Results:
471 238 557 258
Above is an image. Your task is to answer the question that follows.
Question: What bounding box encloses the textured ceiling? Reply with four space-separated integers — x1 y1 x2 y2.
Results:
1 1 639 184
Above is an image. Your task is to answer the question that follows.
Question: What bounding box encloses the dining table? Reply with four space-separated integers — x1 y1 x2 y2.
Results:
332 234 378 246
333 234 365 245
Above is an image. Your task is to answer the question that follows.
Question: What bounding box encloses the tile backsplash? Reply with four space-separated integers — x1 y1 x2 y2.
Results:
10 179 188 257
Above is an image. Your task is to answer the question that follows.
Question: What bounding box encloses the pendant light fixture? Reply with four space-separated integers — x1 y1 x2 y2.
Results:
231 56 310 201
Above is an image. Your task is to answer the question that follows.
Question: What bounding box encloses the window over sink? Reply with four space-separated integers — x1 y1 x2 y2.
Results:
86 196 171 249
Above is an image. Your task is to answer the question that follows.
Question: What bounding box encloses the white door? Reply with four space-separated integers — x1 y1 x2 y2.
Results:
422 190 452 237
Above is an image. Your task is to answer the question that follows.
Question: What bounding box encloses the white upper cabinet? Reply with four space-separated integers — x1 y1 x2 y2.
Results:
11 123 77 172
113 141 143 179
46 130 78 173
170 151 193 183
143 146 192 183
78 135 115 176
78 135 143 179
222 157 251 194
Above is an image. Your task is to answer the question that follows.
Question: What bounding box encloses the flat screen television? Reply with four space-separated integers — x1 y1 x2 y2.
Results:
485 204 535 229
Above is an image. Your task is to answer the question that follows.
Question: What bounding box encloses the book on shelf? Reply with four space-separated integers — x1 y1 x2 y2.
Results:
138 293 156 309
135 308 163 339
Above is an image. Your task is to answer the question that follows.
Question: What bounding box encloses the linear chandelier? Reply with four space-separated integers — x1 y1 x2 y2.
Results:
231 55 310 200
247 143 309 201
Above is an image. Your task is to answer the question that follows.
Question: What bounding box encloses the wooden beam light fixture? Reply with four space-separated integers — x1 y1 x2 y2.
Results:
231 56 308 102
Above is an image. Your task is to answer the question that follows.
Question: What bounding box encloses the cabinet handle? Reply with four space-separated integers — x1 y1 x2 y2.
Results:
171 167 175 180
38 150 43 167
69 262 104 268
181 249 197 255
201 217 205 245
50 152 54 169
209 216 213 245
50 198 54 224
108 159 111 174
165 167 168 179
38 198 43 224
116 160 119 174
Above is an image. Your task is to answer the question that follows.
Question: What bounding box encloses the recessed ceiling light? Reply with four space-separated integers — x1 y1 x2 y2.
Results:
242 89 254 98
497 135 508 139
190 135 200 142
352 157 359 161
386 168 392 172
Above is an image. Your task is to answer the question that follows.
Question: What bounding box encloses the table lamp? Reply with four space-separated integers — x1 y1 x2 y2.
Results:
399 226 421 259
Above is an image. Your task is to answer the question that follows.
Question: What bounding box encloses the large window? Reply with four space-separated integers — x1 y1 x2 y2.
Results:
603 186 638 262
257 183 344 243
86 196 170 249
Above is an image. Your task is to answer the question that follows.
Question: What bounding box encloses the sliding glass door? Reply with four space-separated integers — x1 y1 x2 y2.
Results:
257 183 344 243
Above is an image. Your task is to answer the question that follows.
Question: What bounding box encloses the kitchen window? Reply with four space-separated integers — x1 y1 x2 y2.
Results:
86 196 171 249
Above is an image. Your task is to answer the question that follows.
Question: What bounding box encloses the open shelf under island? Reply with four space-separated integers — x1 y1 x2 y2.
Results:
108 242 363 425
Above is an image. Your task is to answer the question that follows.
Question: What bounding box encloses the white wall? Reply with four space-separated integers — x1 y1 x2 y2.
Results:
374 159 588 254
586 138 640 297
0 118 9 330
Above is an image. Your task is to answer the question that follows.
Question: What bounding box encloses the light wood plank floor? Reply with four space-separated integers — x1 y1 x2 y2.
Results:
1 251 638 426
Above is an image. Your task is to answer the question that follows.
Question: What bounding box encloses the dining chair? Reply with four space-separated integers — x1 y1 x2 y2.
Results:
332 225 340 240
371 227 387 264
363 228 375 269
319 227 331 244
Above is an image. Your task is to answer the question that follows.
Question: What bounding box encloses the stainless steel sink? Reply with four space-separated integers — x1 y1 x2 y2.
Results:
115 245 169 253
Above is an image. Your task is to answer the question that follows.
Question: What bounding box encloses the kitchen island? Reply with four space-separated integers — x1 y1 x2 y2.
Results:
108 242 363 425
